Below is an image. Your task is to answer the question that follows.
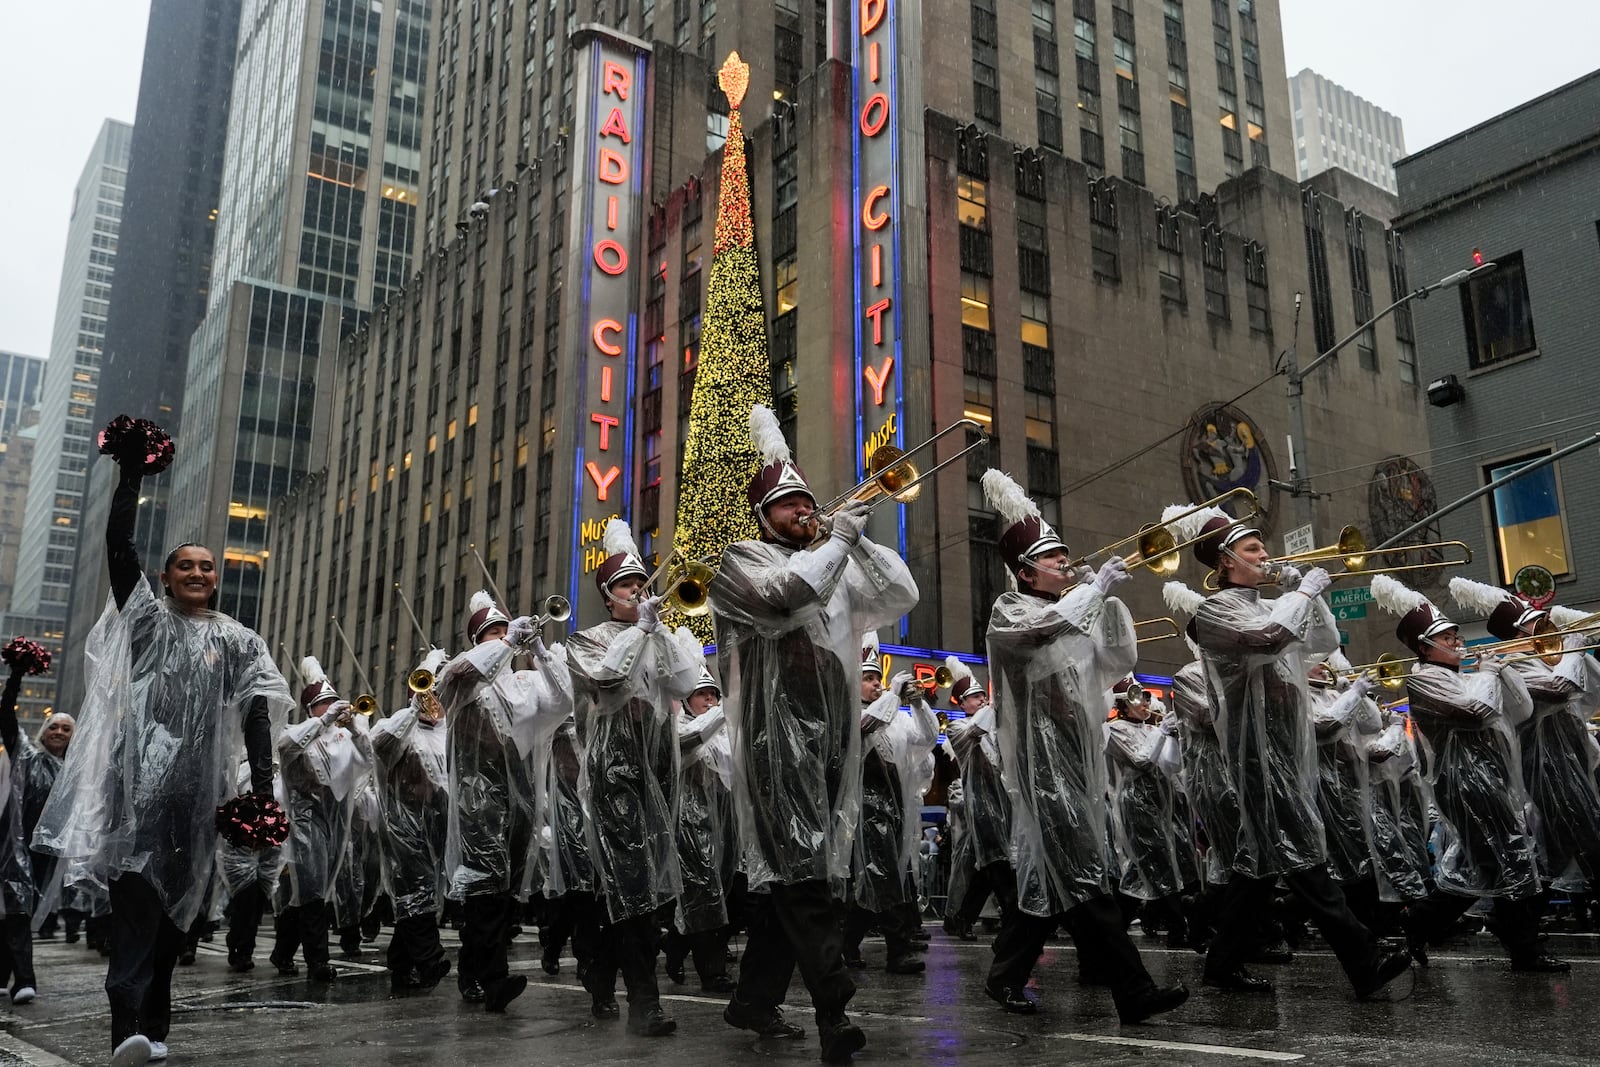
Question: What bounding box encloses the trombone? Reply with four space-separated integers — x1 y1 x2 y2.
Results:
632 551 717 617
329 615 378 716
803 419 990 540
1339 652 1412 691
1072 488 1263 578
1134 617 1184 645
1203 536 1472 591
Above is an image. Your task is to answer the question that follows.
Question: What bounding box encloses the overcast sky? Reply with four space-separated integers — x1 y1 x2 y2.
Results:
0 1 1596 360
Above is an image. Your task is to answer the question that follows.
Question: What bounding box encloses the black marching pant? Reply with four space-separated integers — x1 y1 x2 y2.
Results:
225 884 269 960
735 879 854 1017
664 925 733 982
582 900 662 1016
1406 889 1543 960
988 890 1158 1013
106 874 185 1047
539 890 591 963
1206 868 1380 982
389 913 447 975
0 913 36 993
953 861 999 924
272 901 331 968
458 892 515 993
843 903 918 959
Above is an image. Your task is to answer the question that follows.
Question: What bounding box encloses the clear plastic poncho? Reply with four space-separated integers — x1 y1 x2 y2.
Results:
32 582 293 931
710 536 919 893
1104 716 1195 900
946 705 1013 873
567 620 700 923
852 692 938 914
674 704 733 933
1309 684 1383 885
1191 587 1337 879
1364 717 1431 901
1405 662 1538 899
371 701 450 920
990 584 1136 918
217 760 287 910
334 772 383 927
1509 652 1600 890
437 638 572 900
0 730 60 917
276 714 373 908
531 714 592 898
1171 659 1237 885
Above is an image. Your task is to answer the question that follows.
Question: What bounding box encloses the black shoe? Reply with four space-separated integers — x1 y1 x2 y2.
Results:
1354 947 1414 998
541 948 561 976
460 981 486 1004
270 955 299 977
908 928 931 943
843 953 866 970
626 1007 677 1036
817 1010 867 1064
391 968 423 994
983 979 1039 1015
1401 917 1430 968
178 950 197 966
665 954 687 984
1203 967 1273 994
724 999 806 1039
485 974 528 1012
885 954 925 975
943 918 977 942
700 974 737 994
1510 953 1571 973
309 964 338 982
591 996 620 1019
1247 941 1295 965
418 958 451 991
65 930 81 945
906 939 930 953
340 932 363 956
227 953 255 973
1118 982 1189 1025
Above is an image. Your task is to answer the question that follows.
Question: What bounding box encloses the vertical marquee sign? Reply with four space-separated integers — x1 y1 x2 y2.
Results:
852 0 907 553
567 27 652 620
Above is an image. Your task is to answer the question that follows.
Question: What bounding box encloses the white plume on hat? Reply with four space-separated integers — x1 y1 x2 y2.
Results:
469 590 499 615
1371 574 1428 618
981 469 1039 525
750 403 792 465
301 655 327 686
1550 605 1589 629
1162 503 1228 544
1448 576 1513 618
1163 580 1206 619
602 517 641 560
415 647 449 676
944 654 968 682
1324 648 1353 673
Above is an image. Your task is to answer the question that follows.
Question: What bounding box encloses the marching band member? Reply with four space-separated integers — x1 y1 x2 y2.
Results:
0 640 60 1006
217 758 287 973
842 634 937 975
1363 705 1432 911
710 405 918 1062
34 419 294 1067
334 769 383 957
1104 676 1195 947
1372 575 1565 971
1178 507 1409 998
979 469 1186 1021
271 658 373 982
371 648 452 994
1450 577 1600 895
663 630 739 994
531 709 592 979
1162 582 1237 895
1306 653 1384 926
566 520 702 1037
436 589 572 1012
941 657 1006 944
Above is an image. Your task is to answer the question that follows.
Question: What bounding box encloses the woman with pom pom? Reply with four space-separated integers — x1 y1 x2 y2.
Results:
32 416 294 1067
371 647 454 994
565 519 703 1036
435 586 572 1012
0 638 62 1007
1182 508 1410 999
977 468 1188 1023
708 405 920 1062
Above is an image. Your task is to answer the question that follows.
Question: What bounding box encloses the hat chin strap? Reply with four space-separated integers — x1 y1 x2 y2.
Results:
758 506 810 550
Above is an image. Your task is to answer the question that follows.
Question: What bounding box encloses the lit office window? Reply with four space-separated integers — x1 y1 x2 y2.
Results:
1484 450 1571 582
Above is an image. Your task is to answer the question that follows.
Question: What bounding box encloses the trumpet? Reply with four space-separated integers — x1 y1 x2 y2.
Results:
531 593 572 629
1338 652 1412 691
407 668 435 694
898 665 954 702
1134 617 1184 645
352 694 378 716
631 553 716 616
802 419 989 540
1071 488 1264 579
1203 537 1472 591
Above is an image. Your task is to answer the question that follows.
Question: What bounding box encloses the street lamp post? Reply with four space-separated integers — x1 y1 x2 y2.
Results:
1277 262 1497 530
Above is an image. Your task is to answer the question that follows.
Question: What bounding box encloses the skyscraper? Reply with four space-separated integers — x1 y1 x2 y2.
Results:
1289 68 1406 195
0 352 45 445
164 0 431 627
63 0 244 716
0 409 43 616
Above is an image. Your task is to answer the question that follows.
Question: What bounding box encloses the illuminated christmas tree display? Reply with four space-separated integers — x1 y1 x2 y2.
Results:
668 51 773 640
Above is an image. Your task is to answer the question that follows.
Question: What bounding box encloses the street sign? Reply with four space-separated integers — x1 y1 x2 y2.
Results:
1333 604 1367 622
1337 628 1351 646
1283 524 1315 558
1328 587 1374 608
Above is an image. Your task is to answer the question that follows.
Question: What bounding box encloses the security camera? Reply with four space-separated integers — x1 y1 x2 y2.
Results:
1426 374 1465 408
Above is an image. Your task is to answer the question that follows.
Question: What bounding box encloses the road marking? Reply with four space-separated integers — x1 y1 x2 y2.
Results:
526 979 930 1021
0 1031 79 1066
191 941 391 974
1049 1033 1304 1061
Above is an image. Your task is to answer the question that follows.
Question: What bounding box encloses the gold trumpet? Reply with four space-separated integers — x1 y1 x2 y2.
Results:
352 693 378 716
1339 652 1412 691
407 668 435 694
1066 488 1265 580
664 558 716 617
1134 617 1184 645
1203 537 1472 591
899 664 955 701
803 419 990 540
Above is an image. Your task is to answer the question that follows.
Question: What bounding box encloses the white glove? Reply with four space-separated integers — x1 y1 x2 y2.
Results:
1563 630 1588 651
1159 713 1180 737
1274 563 1304 591
531 634 548 660
887 671 916 701
635 595 662 633
1349 674 1375 700
504 615 537 649
1297 567 1332 599
828 500 872 546
1479 654 1505 675
1093 557 1130 596
321 701 352 726
946 778 964 805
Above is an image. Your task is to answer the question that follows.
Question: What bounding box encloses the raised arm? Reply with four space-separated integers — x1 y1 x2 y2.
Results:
107 463 145 610
0 668 22 758
1192 589 1326 660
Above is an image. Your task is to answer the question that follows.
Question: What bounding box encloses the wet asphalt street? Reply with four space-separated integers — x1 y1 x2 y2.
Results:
0 922 1596 1066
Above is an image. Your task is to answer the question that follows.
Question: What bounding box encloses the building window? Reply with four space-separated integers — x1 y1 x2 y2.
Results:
1346 208 1376 371
1089 178 1119 283
963 372 995 427
1020 290 1051 347
1157 207 1184 307
1203 225 1228 321
1461 251 1536 369
1245 240 1271 337
957 175 988 230
1484 449 1572 583
1386 229 1417 385
971 0 1001 127
960 272 992 331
